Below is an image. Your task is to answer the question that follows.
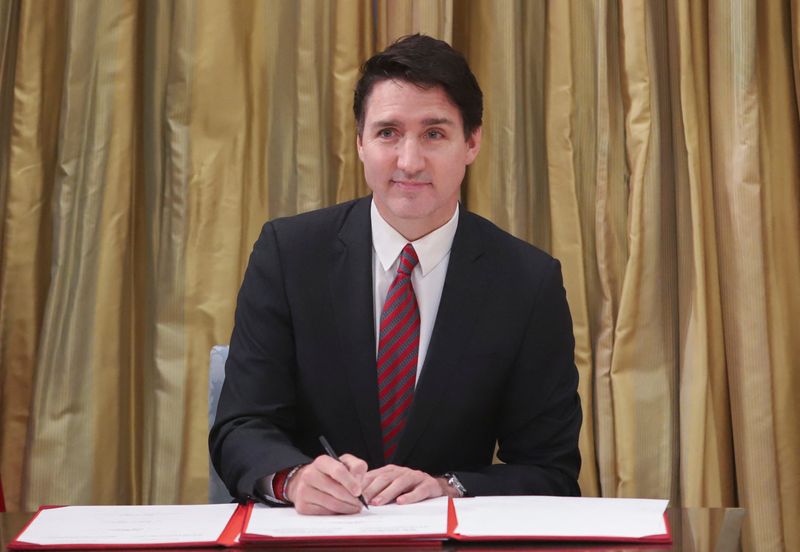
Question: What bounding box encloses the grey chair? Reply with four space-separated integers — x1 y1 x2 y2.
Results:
208 345 233 503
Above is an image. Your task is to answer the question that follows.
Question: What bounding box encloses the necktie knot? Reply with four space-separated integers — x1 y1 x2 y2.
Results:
397 243 419 277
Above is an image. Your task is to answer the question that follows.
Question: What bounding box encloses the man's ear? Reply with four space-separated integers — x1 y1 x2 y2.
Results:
356 133 364 162
465 127 482 165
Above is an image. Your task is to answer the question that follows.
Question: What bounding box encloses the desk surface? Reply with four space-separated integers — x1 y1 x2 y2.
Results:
0 507 745 552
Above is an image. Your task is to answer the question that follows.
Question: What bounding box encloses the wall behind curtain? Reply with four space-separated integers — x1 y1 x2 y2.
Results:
0 1 797 550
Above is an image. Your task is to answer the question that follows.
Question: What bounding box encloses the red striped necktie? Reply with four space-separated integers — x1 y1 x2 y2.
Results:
377 243 420 461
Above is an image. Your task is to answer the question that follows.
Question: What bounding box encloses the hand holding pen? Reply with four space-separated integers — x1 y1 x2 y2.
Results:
283 437 369 515
319 435 369 509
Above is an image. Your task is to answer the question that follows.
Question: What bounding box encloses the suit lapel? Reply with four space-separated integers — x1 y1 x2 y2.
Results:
392 208 492 465
328 198 384 467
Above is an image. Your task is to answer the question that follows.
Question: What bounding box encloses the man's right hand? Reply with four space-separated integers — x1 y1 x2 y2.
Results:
285 453 368 515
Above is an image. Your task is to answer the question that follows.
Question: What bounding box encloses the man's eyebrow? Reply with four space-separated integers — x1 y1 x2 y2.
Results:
370 119 400 128
369 117 455 128
421 117 454 126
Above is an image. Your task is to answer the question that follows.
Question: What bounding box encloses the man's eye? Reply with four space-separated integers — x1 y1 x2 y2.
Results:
378 129 395 138
427 130 443 139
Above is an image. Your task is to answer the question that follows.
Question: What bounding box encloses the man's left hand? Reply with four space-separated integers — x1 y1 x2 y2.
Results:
361 464 457 506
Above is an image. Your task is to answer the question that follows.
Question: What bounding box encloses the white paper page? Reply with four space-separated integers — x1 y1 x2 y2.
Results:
246 496 448 538
454 496 668 539
16 504 239 545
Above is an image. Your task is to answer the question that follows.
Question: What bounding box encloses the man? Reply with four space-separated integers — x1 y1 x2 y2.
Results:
210 34 581 515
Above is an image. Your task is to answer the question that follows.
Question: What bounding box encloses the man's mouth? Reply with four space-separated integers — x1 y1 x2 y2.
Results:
391 179 431 188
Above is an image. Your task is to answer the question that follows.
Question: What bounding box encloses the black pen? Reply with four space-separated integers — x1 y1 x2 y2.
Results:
318 435 369 509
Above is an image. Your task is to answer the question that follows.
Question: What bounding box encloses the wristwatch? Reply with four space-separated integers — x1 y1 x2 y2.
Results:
441 472 467 497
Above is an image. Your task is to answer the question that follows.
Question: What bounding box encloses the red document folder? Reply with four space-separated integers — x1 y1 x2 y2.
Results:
8 504 247 549
450 512 672 544
239 496 672 546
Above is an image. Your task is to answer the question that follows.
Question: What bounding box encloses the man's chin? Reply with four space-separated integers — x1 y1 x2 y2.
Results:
384 201 431 221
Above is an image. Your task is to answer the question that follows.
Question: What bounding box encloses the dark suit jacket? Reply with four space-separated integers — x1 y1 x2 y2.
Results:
209 196 581 500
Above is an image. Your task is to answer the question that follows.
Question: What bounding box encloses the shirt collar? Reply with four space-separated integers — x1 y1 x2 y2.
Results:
370 199 459 277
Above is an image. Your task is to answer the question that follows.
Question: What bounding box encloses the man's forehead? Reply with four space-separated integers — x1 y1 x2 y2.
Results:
363 80 462 126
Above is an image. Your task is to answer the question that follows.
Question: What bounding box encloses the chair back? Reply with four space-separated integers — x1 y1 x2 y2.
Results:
209 345 233 503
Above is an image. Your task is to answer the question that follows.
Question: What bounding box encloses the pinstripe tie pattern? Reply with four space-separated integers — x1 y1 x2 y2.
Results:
377 243 420 461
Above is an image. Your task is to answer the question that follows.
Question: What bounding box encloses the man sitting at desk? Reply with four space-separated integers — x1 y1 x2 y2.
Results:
210 34 582 515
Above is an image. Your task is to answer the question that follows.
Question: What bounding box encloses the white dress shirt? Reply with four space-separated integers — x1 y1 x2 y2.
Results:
370 200 459 381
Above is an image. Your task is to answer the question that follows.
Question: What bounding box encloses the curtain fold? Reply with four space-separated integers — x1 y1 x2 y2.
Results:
0 1 798 549
670 0 734 513
139 0 190 505
23 0 142 506
0 0 65 511
609 0 678 501
540 0 600 499
376 0 452 48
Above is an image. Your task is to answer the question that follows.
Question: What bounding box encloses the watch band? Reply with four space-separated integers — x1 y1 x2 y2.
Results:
441 472 467 497
278 464 305 504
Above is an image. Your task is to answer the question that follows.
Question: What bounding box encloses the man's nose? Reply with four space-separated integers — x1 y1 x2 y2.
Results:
396 137 425 174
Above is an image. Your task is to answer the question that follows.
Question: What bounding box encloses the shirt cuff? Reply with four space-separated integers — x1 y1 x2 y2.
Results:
253 473 287 505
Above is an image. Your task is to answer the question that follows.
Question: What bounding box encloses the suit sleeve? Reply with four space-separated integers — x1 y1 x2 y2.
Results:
208 222 312 500
455 259 582 496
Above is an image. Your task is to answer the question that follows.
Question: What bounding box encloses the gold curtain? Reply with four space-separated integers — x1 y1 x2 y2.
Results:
0 0 373 507
0 1 798 550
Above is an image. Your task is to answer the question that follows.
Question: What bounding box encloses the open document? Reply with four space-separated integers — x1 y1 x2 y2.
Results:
9 504 243 549
241 496 449 545
451 496 671 542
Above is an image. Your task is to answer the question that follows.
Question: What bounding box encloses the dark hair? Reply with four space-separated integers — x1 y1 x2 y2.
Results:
353 34 483 140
